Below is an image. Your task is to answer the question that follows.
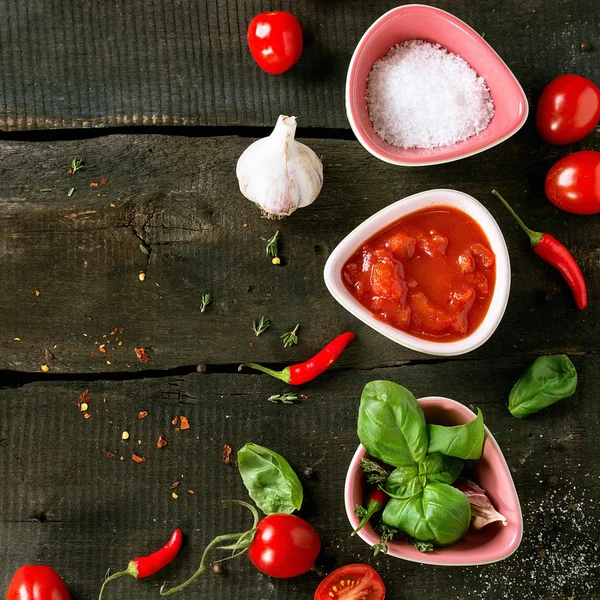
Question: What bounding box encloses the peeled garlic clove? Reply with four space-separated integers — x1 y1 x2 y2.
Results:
236 115 323 218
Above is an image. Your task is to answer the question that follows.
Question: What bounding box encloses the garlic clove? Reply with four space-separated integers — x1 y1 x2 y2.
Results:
236 115 323 218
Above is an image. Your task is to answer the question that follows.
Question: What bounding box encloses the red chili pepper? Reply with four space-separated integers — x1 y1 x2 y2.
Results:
492 190 588 310
239 332 355 385
352 487 388 536
99 529 183 600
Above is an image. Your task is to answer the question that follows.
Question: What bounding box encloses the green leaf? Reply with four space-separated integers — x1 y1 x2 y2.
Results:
357 381 428 467
237 443 303 515
419 453 463 485
509 355 577 418
382 482 471 547
384 463 422 499
427 408 485 461
384 454 463 501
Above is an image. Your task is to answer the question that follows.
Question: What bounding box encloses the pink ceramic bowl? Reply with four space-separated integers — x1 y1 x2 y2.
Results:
345 396 523 565
346 4 529 166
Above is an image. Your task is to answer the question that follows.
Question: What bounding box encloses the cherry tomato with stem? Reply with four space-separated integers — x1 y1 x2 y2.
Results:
536 74 600 145
248 513 321 578
314 564 386 600
6 566 71 600
545 150 600 214
247 11 303 75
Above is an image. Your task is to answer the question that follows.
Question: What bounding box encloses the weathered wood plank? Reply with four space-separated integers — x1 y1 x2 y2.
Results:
1 356 598 599
0 0 597 130
1 133 599 373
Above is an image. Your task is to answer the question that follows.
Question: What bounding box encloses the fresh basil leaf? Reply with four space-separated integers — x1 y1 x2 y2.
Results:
384 454 462 499
237 443 303 515
419 453 463 485
427 408 485 461
357 381 428 467
382 482 471 547
384 463 422 499
509 355 577 418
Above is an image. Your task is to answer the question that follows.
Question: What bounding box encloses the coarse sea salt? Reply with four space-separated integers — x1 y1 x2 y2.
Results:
367 40 495 149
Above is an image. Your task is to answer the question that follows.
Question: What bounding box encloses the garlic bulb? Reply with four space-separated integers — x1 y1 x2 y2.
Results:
236 115 323 218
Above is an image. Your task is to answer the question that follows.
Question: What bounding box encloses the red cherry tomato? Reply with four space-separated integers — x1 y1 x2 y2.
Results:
247 11 303 75
6 566 71 600
314 564 386 600
536 74 600 144
545 150 600 214
248 514 321 578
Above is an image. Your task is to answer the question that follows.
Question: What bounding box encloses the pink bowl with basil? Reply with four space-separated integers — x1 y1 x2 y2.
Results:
344 396 523 565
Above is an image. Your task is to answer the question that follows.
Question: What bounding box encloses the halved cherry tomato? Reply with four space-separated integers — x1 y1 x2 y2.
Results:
247 11 303 75
6 566 71 600
314 564 385 600
536 74 600 145
545 150 600 214
248 514 321 578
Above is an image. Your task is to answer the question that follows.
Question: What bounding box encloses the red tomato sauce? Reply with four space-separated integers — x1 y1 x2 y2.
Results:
342 206 496 342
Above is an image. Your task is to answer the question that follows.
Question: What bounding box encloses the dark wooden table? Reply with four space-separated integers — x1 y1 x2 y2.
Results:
1 1 599 599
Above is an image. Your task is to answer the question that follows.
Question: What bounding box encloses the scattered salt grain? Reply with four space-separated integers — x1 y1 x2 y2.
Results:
367 40 494 149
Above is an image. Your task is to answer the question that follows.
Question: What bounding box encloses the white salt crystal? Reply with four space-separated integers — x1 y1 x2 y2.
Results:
366 40 495 149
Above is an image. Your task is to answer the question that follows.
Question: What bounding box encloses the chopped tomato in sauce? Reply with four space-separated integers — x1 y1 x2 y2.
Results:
342 206 496 342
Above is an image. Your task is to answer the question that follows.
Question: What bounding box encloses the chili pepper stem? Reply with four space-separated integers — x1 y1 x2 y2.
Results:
160 532 250 596
352 500 381 536
238 362 290 383
98 564 137 600
160 500 259 596
491 190 543 246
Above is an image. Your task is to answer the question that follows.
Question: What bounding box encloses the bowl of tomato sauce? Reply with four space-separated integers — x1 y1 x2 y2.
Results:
324 189 510 356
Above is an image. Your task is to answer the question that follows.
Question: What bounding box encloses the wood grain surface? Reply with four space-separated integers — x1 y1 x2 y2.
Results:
0 132 598 374
1 357 599 599
1 0 600 598
0 0 598 130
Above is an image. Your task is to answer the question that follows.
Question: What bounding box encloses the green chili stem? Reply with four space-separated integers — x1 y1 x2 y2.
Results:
98 568 135 600
160 500 259 596
491 189 543 246
238 363 289 383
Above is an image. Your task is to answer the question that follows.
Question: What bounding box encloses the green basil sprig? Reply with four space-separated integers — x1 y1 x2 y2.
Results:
427 408 485 461
357 381 488 548
509 355 577 418
237 443 303 515
382 483 471 547
357 381 428 467
384 453 463 499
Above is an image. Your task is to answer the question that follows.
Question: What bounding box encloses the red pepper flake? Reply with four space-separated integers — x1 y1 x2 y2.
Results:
169 481 181 490
222 444 233 464
99 345 106 353
172 416 179 426
101 177 109 185
179 416 190 430
80 389 91 402
103 397 107 403
131 453 146 464
103 448 116 459
157 434 167 449
135 347 151 363
138 410 149 419
83 413 91 419
89 181 99 188
119 327 125 334
188 489 195 495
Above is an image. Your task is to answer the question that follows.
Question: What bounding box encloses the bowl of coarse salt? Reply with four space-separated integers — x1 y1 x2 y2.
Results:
346 4 528 166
